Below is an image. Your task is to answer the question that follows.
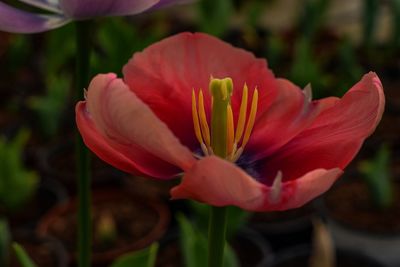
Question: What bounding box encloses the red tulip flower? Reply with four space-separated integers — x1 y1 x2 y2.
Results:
76 33 384 212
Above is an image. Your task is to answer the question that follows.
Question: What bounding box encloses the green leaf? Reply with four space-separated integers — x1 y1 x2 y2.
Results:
12 243 37 267
110 243 159 267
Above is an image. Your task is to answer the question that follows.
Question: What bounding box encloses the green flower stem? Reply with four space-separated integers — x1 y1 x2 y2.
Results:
75 20 92 267
207 78 233 267
208 206 228 267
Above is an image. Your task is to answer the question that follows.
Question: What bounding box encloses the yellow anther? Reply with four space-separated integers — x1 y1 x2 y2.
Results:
242 88 258 148
235 83 248 144
198 90 211 147
227 104 234 155
192 89 203 145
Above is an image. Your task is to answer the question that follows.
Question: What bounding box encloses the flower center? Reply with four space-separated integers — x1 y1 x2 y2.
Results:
191 77 258 161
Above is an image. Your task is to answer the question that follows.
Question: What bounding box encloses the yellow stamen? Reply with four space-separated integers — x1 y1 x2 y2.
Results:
235 83 248 144
198 90 211 147
241 88 258 148
227 104 234 156
191 89 203 145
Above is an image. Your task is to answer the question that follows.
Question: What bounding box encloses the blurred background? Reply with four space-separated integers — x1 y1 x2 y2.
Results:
0 0 399 266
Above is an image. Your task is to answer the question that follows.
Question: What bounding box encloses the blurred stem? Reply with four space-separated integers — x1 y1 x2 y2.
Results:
75 20 92 267
208 206 227 267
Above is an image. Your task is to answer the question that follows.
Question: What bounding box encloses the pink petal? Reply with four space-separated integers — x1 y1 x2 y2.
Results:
171 156 342 211
122 32 278 150
76 73 196 178
258 72 385 183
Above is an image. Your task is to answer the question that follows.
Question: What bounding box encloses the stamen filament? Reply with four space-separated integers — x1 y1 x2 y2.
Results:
235 84 248 143
192 89 204 145
227 104 234 156
198 90 211 147
241 88 258 148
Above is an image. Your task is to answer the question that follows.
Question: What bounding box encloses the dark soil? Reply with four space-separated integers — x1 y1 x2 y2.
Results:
324 180 400 234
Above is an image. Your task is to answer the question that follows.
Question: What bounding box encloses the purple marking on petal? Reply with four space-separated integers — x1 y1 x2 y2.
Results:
59 0 160 19
0 2 68 33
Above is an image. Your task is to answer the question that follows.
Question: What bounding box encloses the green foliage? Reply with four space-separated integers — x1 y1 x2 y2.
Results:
198 0 234 37
265 35 285 71
363 0 379 48
28 75 70 138
359 144 394 209
26 24 74 138
92 18 162 75
289 38 329 98
110 243 159 267
0 130 38 211
5 35 31 73
336 38 364 96
44 24 75 74
298 0 331 39
12 243 37 267
391 0 400 49
0 219 10 267
177 213 239 267
244 0 266 28
189 201 250 239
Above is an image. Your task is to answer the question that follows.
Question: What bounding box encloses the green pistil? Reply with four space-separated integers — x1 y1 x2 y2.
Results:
210 78 233 158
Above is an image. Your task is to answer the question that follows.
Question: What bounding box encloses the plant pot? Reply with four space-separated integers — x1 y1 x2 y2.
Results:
318 179 400 267
10 231 68 267
269 244 387 267
37 140 124 194
5 178 67 230
37 189 170 266
155 227 273 267
249 202 315 251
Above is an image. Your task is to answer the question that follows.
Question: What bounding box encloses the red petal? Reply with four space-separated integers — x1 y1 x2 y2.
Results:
171 156 342 211
246 79 326 160
76 73 196 178
258 72 385 182
122 32 278 150
76 102 181 178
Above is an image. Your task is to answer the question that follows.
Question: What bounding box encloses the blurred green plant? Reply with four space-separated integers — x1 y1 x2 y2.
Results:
264 35 285 71
0 219 10 267
197 0 234 37
0 129 38 211
336 38 364 96
4 35 32 73
244 0 265 29
298 0 331 39
44 24 76 74
177 213 239 267
28 75 70 138
189 201 250 240
359 144 394 210
363 0 379 49
289 38 330 98
92 18 162 75
12 243 37 267
391 0 400 50
110 243 159 267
